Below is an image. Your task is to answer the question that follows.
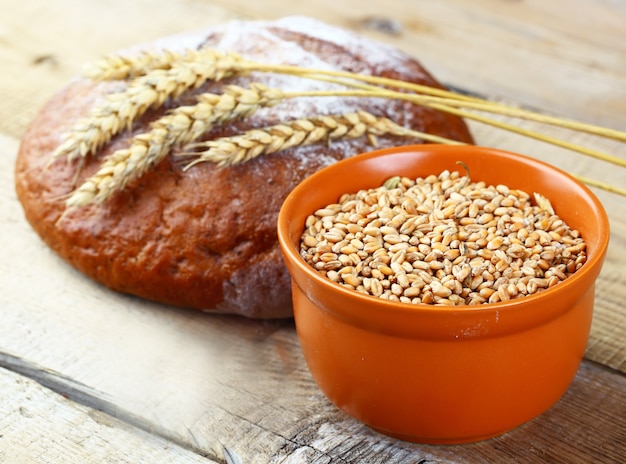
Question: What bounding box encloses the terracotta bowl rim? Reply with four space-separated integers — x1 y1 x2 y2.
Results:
277 144 610 317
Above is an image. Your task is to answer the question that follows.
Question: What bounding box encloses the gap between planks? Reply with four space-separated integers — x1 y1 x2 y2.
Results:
0 352 233 463
1 348 625 464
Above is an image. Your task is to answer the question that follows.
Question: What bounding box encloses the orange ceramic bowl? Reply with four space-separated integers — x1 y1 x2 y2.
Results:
277 144 610 444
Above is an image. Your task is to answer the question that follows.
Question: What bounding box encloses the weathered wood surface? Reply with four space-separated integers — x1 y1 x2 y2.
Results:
1 0 625 462
0 366 217 463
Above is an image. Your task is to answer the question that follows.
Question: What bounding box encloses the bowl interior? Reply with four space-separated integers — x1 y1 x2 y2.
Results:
277 144 610 334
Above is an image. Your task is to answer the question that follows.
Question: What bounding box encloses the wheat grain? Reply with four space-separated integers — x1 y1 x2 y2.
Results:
52 49 245 163
181 110 462 169
65 83 284 208
299 170 587 305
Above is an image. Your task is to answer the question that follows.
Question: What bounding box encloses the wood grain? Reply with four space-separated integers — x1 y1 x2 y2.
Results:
0 367 218 463
1 0 625 462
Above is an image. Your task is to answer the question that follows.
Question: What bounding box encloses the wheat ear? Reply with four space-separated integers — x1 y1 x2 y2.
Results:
65 83 285 208
82 48 244 81
181 110 464 169
52 49 245 163
82 49 185 80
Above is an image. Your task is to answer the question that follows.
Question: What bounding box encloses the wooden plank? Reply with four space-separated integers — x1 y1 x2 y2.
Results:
0 366 218 463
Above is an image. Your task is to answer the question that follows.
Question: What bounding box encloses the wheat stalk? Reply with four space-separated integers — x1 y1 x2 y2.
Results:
65 83 284 207
241 62 626 144
181 110 463 169
255 73 626 169
51 49 246 163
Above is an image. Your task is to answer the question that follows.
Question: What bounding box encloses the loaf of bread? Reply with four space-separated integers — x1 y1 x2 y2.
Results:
15 17 473 318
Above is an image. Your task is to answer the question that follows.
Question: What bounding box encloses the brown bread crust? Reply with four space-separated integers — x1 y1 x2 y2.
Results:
15 17 473 318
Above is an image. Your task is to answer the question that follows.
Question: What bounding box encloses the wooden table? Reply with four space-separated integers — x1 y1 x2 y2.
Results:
1 1 625 462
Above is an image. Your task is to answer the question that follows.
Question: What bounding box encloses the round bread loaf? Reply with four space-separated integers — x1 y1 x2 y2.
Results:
15 17 473 318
